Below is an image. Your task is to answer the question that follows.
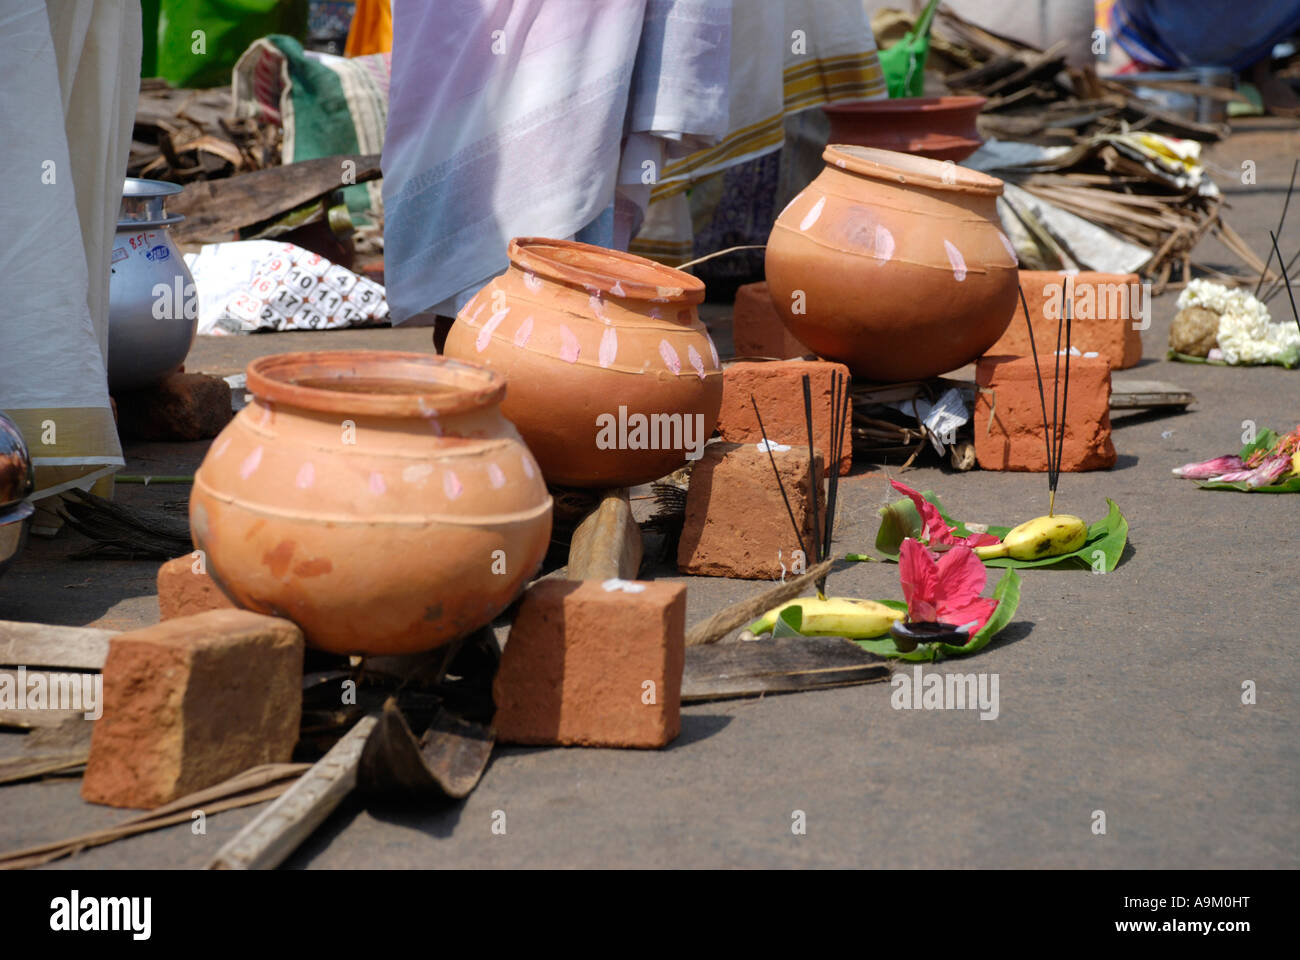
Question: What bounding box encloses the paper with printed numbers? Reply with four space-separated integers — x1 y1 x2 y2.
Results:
185 240 389 335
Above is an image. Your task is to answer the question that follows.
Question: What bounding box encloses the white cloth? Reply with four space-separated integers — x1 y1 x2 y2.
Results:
382 0 731 323
0 0 138 500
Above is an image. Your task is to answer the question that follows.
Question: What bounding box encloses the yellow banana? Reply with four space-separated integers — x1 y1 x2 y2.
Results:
974 514 1087 561
746 596 903 639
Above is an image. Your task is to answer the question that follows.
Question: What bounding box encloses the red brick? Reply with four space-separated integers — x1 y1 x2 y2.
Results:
974 354 1116 472
677 441 824 579
157 554 236 620
733 281 810 360
114 372 233 441
494 580 685 748
81 610 303 809
715 359 851 475
987 271 1144 370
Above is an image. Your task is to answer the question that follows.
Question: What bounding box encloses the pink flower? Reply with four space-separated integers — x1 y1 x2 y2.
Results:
890 480 1001 550
899 538 999 640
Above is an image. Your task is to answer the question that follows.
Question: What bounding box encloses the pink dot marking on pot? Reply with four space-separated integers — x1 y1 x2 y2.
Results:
875 225 895 263
521 454 536 479
559 325 581 363
476 308 509 352
611 280 625 297
706 335 719 367
659 339 681 375
998 230 1018 265
240 445 263 480
523 271 542 293
467 300 486 324
369 471 386 495
212 436 230 460
589 293 604 319
402 463 434 484
599 327 618 368
513 315 534 347
443 469 463 500
779 196 797 218
487 462 506 489
295 462 315 489
259 401 274 428
799 196 825 232
687 345 705 380
944 240 967 282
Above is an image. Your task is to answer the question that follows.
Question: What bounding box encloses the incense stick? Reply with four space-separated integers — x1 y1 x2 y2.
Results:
1018 285 1056 487
1052 279 1074 517
1256 159 1298 298
1270 230 1300 333
801 375 823 571
751 395 807 562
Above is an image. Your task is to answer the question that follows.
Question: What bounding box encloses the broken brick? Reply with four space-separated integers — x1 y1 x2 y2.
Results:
677 441 824 579
974 354 1116 472
114 372 233 442
732 281 811 360
494 579 685 748
714 359 851 475
986 271 1144 370
157 553 236 621
81 610 303 809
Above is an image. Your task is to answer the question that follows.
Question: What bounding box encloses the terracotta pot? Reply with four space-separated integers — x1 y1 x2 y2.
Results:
190 351 552 656
765 145 1019 383
444 238 723 487
822 96 986 163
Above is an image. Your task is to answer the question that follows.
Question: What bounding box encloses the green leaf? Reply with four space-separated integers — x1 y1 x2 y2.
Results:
771 605 804 638
853 569 1022 661
867 493 1128 572
1198 474 1300 493
1167 348 1299 369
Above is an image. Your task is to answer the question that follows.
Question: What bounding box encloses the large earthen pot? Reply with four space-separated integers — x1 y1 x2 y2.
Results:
443 238 723 487
821 96 986 163
189 351 552 656
765 145 1019 383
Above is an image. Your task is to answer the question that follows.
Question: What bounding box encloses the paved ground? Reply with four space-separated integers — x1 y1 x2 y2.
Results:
1 123 1298 869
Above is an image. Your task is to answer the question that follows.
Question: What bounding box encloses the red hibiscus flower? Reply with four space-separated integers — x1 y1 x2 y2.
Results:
899 537 999 639
890 479 1001 550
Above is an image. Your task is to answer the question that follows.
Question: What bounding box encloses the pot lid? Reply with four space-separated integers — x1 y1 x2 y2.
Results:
509 238 706 304
822 95 986 115
823 144 1003 196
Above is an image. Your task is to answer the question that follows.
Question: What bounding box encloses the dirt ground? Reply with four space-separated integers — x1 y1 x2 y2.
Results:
1 121 1298 869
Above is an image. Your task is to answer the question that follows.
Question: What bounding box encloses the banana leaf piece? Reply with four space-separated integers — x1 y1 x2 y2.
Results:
868 492 1128 572
1167 348 1300 369
1196 426 1300 492
853 568 1022 662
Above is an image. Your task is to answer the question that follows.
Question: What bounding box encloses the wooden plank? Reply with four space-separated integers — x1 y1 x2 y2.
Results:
0 752 89 786
1110 379 1196 410
683 636 890 702
206 716 378 870
0 669 100 729
0 622 114 670
566 488 643 581
170 154 383 244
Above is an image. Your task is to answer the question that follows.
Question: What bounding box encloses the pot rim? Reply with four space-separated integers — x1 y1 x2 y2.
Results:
245 350 506 418
823 144 1003 196
508 237 706 304
822 95 987 115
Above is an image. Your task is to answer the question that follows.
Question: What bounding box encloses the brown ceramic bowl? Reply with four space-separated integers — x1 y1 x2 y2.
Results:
191 350 553 655
765 144 1019 382
444 238 724 487
822 96 986 163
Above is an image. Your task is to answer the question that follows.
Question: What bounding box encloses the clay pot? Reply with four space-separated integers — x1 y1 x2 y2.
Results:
190 351 552 656
765 145 1019 382
822 96 986 163
443 238 723 488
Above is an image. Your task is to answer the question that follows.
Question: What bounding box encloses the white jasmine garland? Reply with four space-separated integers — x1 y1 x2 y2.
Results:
1177 280 1300 365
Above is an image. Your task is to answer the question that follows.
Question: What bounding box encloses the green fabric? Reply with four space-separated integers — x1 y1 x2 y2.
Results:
878 0 940 98
154 0 307 89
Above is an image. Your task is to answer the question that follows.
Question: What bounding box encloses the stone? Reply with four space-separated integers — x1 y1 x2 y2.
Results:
677 441 824 579
114 372 232 441
493 579 685 748
986 271 1145 370
974 354 1116 472
157 554 236 620
714 359 851 475
81 610 303 809
732 281 811 359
